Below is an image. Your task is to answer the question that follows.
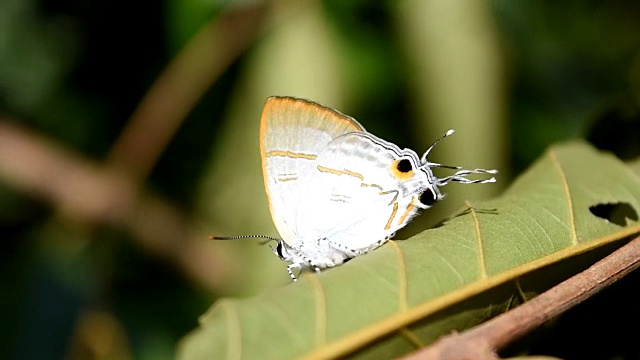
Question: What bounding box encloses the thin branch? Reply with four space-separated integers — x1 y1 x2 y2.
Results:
400 234 640 360
0 119 229 291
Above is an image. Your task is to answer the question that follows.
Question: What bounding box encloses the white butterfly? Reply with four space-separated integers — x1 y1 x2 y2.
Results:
230 96 496 281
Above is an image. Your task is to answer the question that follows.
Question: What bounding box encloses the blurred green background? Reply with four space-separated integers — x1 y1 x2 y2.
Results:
1 0 639 359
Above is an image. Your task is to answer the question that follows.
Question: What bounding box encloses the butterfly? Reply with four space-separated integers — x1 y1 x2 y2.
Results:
218 96 496 281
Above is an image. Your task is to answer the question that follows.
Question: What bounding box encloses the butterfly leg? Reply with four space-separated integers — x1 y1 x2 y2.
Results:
302 256 321 273
287 264 298 282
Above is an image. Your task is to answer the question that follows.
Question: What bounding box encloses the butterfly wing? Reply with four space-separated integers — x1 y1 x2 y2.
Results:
260 97 365 246
296 132 432 250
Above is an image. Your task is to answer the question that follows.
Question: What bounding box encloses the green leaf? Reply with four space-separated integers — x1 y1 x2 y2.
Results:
178 141 640 360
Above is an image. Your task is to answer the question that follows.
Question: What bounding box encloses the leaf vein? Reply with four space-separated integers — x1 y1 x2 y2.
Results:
466 200 487 279
435 244 466 285
399 327 424 348
549 149 578 245
307 273 327 346
388 240 408 311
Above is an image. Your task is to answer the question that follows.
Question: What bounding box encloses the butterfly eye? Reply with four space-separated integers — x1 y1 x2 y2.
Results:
396 159 413 173
419 188 437 206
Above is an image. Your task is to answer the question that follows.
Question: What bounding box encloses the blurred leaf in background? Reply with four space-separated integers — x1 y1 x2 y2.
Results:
0 0 639 359
492 0 640 170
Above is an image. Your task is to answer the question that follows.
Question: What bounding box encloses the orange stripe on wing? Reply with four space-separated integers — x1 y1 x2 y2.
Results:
361 184 400 205
317 165 364 180
397 200 416 226
277 176 298 182
265 150 317 160
343 169 364 180
385 202 399 230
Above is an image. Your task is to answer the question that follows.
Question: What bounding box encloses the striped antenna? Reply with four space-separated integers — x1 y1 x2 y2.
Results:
210 234 281 244
421 129 455 163
420 128 498 185
435 168 498 186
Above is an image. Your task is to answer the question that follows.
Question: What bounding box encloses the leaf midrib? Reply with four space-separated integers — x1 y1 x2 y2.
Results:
301 223 640 360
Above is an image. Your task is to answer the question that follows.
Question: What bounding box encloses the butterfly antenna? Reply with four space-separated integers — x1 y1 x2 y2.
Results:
421 129 455 163
435 168 498 186
210 234 281 245
420 129 498 184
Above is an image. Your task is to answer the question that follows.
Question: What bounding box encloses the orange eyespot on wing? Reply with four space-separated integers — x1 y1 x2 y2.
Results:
390 159 414 180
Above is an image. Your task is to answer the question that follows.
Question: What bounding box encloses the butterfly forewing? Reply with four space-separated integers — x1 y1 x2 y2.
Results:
260 97 365 246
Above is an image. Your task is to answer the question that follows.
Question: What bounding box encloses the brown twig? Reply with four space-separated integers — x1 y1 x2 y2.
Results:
0 119 231 291
400 234 640 360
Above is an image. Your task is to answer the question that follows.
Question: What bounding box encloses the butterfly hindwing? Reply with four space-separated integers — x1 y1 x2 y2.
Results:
296 132 430 250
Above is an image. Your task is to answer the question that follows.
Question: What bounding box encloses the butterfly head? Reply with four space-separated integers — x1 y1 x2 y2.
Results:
272 239 294 262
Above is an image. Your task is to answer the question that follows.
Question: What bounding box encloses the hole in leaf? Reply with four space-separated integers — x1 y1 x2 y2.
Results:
589 202 638 226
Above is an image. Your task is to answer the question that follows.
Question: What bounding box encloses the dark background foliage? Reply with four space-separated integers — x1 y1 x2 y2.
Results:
1 1 639 359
